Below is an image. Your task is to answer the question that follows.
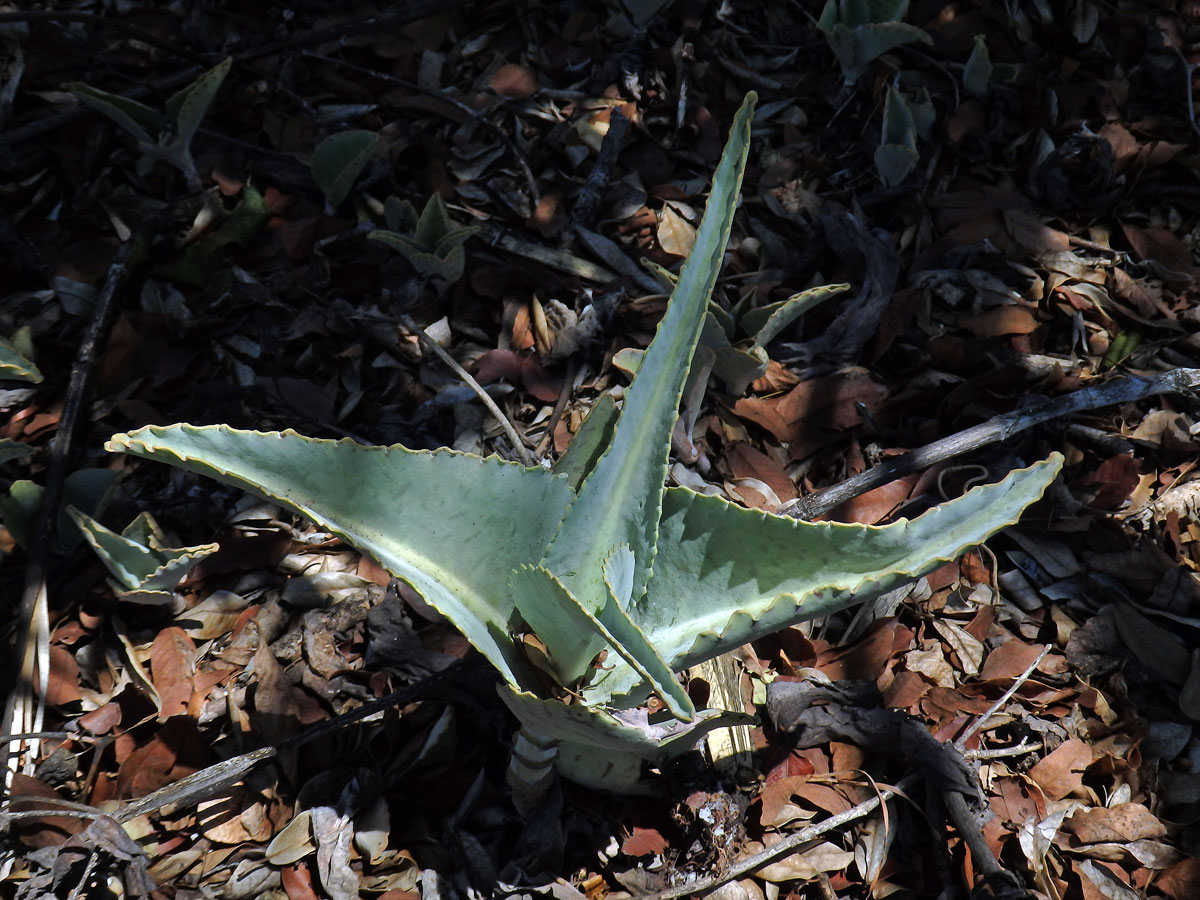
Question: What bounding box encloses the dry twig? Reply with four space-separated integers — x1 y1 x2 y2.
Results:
786 368 1200 520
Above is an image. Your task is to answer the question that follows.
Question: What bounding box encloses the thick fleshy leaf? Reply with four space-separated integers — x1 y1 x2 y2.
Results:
509 559 694 720
0 330 43 383
106 425 573 686
68 507 217 603
535 93 757 671
587 454 1063 706
551 395 618 491
500 687 751 759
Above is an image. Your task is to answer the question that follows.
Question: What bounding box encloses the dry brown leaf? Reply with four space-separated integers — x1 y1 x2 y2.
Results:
957 306 1039 337
733 371 887 459
979 639 1045 683
1066 803 1166 844
1156 857 1200 899
44 645 82 707
1028 739 1095 801
724 443 797 503
826 476 916 525
657 203 697 257
1121 223 1200 282
150 626 197 719
621 826 670 857
489 62 539 99
749 838 855 883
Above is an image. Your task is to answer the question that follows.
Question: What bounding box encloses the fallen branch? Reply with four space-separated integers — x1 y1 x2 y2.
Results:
399 314 535 466
642 774 917 900
785 367 1200 520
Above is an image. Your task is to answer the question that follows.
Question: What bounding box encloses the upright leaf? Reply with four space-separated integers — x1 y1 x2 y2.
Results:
311 130 379 210
165 57 232 150
524 93 758 685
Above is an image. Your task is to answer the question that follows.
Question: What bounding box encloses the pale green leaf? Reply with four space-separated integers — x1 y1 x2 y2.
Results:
414 194 455 249
311 130 379 209
510 560 693 719
551 395 618 491
0 440 32 465
106 425 573 686
432 225 480 259
539 92 757 648
500 687 750 759
880 84 917 147
384 196 418 231
589 454 1063 706
712 345 768 396
875 143 920 188
68 507 217 602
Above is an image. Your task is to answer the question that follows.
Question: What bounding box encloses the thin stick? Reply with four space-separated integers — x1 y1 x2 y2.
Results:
641 774 918 900
955 645 1051 751
963 740 1042 761
572 107 631 231
534 359 578 460
399 314 535 466
786 368 1200 520
3 240 134 792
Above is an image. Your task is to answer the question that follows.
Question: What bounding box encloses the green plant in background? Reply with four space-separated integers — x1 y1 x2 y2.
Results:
368 194 480 285
0 328 42 383
310 130 380 212
616 284 852 396
817 0 932 87
155 185 272 288
106 94 1062 791
701 282 852 394
67 58 232 190
69 509 218 605
874 81 935 187
0 470 121 556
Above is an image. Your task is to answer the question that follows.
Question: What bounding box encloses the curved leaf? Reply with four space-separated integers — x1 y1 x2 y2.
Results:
510 560 694 720
539 92 758 637
588 454 1063 705
0 332 42 383
107 425 573 686
311 130 379 210
165 57 232 150
67 83 162 143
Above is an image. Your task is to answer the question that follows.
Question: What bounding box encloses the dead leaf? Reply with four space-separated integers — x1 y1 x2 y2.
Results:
622 826 670 857
489 62 539 99
1066 803 1166 844
957 306 1039 337
1028 739 1095 800
656 203 697 257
